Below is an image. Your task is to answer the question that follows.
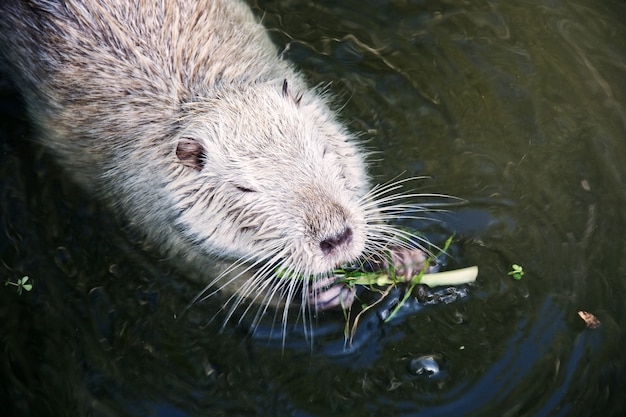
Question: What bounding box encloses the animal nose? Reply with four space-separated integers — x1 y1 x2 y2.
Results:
319 227 353 255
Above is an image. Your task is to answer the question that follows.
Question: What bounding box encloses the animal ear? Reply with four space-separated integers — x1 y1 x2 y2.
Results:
176 137 205 171
282 79 302 106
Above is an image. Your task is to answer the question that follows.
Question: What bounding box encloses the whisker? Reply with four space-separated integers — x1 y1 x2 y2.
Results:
181 174 461 343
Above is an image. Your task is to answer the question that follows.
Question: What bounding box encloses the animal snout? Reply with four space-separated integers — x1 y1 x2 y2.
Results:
319 227 353 255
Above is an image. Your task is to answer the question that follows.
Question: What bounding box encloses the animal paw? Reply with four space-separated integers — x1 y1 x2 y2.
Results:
307 277 356 311
368 247 439 281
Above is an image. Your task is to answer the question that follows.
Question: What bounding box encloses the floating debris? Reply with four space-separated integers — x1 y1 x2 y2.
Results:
577 310 601 329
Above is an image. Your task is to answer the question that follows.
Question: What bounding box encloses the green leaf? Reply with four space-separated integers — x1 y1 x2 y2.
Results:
507 264 524 280
375 275 390 286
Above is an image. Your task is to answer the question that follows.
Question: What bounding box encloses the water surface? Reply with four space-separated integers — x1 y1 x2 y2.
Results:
1 0 625 416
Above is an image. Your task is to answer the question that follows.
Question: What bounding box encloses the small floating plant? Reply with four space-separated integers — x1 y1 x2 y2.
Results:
508 264 524 280
331 236 478 342
4 275 33 295
276 235 478 343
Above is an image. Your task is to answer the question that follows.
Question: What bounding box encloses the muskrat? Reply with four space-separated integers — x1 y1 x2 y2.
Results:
0 0 440 325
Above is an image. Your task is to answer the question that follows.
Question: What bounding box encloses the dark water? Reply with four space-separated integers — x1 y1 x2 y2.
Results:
2 0 625 416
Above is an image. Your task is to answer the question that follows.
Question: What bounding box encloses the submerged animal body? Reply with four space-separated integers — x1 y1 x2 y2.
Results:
0 0 431 323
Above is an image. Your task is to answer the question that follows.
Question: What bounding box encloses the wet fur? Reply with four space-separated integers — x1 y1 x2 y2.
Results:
0 0 438 330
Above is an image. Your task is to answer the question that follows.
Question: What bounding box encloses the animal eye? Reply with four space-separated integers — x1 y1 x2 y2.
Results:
235 184 256 193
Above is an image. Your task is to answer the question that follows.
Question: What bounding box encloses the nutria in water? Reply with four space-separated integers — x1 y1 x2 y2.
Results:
0 0 437 325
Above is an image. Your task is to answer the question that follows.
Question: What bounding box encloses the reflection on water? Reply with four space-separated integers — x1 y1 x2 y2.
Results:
1 0 625 416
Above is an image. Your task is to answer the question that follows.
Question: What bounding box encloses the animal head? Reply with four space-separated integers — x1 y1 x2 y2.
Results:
170 79 369 279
